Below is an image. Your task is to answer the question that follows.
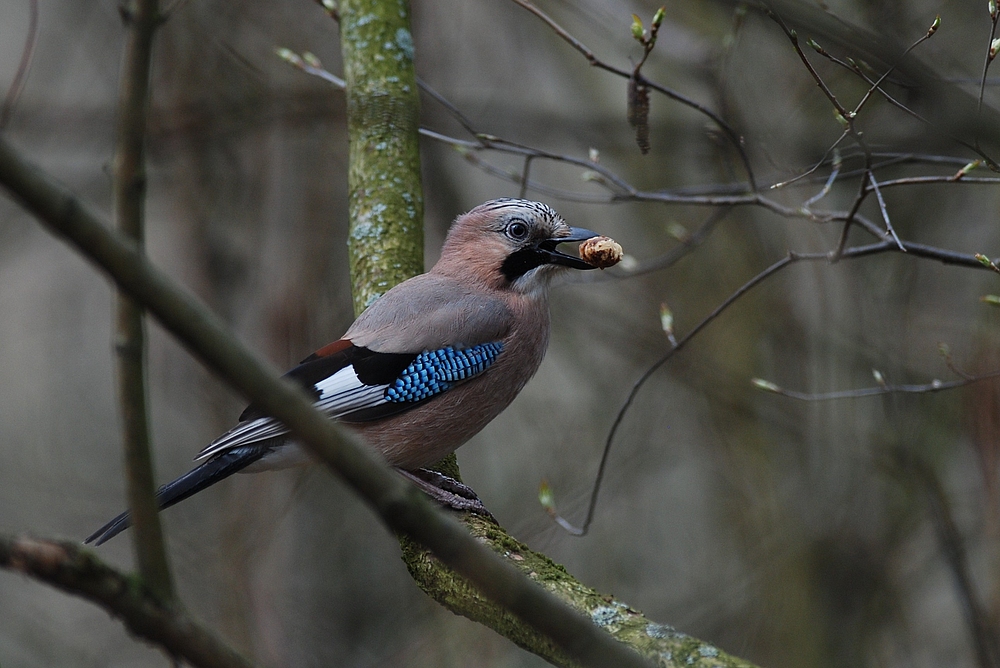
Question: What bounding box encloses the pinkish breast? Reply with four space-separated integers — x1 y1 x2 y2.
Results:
353 295 550 469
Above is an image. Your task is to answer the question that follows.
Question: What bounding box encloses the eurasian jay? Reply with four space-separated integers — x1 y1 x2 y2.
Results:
85 198 603 545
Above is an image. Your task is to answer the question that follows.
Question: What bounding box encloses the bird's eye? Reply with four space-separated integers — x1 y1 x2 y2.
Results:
506 219 530 240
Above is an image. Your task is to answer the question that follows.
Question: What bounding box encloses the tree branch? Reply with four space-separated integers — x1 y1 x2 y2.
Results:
400 515 759 667
0 133 655 668
887 450 1000 668
508 0 757 191
112 0 173 602
0 534 253 668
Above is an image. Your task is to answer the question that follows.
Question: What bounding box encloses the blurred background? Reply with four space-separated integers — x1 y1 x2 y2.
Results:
2 0 1000 666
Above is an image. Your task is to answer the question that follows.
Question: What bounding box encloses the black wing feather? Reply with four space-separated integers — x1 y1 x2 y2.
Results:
238 345 418 422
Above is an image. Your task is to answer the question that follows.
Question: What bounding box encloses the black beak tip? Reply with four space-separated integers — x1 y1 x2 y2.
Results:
542 227 603 270
561 227 600 243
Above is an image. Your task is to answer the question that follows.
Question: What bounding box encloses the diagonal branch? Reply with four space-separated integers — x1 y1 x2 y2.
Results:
551 236 1000 535
0 134 656 668
0 0 38 129
0 534 254 668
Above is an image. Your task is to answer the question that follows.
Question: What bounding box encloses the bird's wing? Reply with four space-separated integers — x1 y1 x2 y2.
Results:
196 276 512 462
344 273 513 352
195 343 403 461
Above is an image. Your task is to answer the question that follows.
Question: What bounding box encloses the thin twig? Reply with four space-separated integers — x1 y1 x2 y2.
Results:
875 175 1000 188
815 38 1000 169
551 254 795 535
751 370 1000 401
508 0 758 191
868 171 905 251
831 176 870 260
978 6 1000 123
851 17 939 118
770 12 945 257
801 149 841 209
416 77 480 137
768 10 884 262
519 155 533 199
113 0 174 602
550 236 1000 535
275 49 346 88
0 0 39 129
770 12 850 118
771 133 847 190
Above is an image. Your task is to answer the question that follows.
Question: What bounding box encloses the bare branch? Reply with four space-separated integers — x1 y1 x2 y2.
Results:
750 371 1000 401
551 235 1000 535
978 5 1000 126
851 16 939 118
809 31 1000 169
113 0 173 601
0 0 38 129
551 254 794 535
519 154 533 199
886 450 1000 668
800 149 841 209
868 171 905 251
508 0 757 191
0 535 253 668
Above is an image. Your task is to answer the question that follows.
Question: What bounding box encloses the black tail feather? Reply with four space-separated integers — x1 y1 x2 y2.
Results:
84 446 268 546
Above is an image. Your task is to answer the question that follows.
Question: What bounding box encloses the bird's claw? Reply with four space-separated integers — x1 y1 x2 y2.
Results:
397 467 497 522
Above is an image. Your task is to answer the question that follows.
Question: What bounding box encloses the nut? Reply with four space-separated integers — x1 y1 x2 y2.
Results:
579 236 623 269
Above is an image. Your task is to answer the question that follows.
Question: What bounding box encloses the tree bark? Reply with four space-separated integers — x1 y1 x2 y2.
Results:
340 0 424 315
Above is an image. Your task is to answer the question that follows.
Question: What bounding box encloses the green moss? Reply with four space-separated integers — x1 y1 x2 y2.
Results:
426 452 462 481
398 520 576 667
400 513 759 667
340 0 423 315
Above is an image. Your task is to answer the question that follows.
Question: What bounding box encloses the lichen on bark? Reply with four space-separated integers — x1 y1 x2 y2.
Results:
400 514 760 668
339 0 424 315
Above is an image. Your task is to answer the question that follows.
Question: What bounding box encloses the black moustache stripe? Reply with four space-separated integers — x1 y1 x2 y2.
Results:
501 248 550 282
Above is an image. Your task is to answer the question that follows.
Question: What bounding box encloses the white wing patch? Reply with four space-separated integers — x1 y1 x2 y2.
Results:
194 366 388 462
312 368 387 415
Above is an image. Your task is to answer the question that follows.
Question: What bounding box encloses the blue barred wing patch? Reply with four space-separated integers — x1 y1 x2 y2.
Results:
385 342 503 403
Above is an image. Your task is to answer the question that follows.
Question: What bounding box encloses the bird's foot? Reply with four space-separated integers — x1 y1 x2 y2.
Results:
396 467 496 522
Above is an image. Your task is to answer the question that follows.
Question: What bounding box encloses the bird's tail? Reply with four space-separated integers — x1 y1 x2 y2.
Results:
84 446 267 546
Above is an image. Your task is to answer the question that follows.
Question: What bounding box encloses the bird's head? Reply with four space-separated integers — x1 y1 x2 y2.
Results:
434 198 600 295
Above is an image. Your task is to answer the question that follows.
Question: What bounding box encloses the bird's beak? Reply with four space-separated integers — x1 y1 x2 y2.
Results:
538 227 600 270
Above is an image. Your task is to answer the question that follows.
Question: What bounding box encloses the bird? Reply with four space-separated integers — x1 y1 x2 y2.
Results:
85 198 603 545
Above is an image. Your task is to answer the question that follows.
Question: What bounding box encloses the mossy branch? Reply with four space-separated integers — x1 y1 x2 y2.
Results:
401 514 760 668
